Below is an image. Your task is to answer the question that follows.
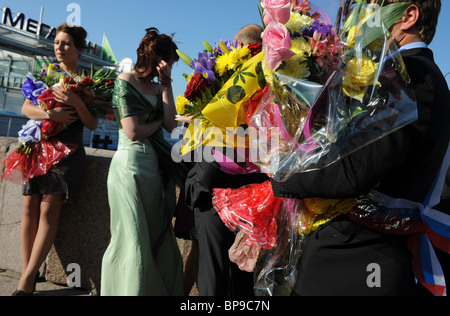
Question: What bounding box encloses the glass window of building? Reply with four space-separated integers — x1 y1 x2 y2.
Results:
9 60 29 88
0 60 9 77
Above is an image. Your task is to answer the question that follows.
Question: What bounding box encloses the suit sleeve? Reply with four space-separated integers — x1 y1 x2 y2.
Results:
185 161 268 212
270 125 414 200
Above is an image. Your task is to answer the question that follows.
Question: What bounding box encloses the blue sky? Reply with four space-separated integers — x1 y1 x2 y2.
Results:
2 0 450 98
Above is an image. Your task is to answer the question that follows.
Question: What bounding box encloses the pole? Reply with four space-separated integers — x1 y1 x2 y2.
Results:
37 7 44 38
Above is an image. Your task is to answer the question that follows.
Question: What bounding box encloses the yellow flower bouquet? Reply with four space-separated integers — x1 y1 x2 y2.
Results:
175 40 265 155
208 0 420 296
246 0 418 182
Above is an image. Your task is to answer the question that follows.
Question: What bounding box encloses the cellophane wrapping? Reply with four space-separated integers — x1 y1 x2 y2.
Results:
253 198 304 296
239 1 418 296
201 0 419 296
213 181 283 251
250 1 417 182
2 84 73 184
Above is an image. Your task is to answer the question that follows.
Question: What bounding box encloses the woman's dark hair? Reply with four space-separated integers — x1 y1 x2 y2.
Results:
56 23 88 50
134 27 179 82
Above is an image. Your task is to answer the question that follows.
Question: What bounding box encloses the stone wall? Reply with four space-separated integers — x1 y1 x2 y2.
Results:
0 137 196 296
0 138 25 274
45 147 115 295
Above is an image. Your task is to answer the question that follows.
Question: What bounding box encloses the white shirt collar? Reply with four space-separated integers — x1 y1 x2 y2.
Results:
398 42 429 52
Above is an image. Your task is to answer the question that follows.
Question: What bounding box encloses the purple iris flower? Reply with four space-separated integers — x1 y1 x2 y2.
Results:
214 39 238 56
191 52 216 84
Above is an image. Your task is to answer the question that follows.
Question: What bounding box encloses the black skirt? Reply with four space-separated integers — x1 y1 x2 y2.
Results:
22 122 86 204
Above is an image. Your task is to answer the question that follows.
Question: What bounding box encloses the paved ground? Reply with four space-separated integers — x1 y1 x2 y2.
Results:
0 269 92 296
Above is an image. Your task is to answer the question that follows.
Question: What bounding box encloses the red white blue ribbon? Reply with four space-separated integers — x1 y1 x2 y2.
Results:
375 141 450 296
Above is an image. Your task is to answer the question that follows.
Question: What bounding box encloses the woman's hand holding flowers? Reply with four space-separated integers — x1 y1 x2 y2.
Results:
53 87 85 111
52 86 98 130
46 106 78 125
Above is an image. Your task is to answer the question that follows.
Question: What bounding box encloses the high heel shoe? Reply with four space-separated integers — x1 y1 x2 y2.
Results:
11 290 33 296
11 273 39 296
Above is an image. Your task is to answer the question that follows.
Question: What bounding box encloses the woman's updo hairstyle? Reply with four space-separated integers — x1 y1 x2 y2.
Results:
56 23 88 51
134 27 179 82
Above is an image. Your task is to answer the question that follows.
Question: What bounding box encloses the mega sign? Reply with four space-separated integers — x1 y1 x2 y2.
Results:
1 7 99 54
1 7 57 40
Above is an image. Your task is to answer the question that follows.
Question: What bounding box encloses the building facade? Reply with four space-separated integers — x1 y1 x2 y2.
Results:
0 6 124 149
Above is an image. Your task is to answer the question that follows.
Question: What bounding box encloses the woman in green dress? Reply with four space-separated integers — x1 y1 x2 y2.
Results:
101 28 183 296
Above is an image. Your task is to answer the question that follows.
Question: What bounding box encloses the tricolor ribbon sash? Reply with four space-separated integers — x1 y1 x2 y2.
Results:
348 141 450 296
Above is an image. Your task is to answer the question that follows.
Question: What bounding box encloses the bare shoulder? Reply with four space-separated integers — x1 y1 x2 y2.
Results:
117 72 135 82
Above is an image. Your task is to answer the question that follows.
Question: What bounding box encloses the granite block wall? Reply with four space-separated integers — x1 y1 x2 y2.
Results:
0 137 196 296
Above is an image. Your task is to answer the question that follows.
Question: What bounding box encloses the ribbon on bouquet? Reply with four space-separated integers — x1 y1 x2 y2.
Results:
348 142 450 296
1 75 75 184
212 149 260 175
18 120 43 145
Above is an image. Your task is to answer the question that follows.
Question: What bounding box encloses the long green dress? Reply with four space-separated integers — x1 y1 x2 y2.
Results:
101 78 183 296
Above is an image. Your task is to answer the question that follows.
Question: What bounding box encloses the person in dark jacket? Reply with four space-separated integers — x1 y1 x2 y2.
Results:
270 0 450 296
185 24 267 296
436 168 450 214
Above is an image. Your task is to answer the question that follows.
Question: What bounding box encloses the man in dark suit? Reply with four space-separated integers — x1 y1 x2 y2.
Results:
185 25 267 296
270 0 450 295
437 169 450 214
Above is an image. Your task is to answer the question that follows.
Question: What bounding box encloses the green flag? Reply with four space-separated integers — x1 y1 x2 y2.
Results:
102 34 117 64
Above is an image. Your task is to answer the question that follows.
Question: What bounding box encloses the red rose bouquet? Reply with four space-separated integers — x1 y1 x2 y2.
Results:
2 64 116 184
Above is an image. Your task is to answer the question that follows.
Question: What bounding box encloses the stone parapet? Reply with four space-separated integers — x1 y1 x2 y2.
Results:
45 147 115 295
0 137 196 296
0 138 24 274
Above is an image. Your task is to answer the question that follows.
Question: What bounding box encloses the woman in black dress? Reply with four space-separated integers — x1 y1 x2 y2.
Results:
13 23 98 296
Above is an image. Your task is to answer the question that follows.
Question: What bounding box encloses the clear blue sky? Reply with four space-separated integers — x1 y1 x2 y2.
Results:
2 0 450 98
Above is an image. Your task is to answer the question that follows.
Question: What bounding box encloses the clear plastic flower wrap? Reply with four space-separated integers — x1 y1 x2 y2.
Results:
213 181 283 251
2 85 75 184
213 182 305 295
207 0 419 297
347 192 425 235
2 64 115 185
253 198 304 296
249 1 417 182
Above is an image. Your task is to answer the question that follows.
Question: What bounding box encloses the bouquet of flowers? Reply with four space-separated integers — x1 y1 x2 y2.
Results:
2 63 116 184
176 39 265 154
34 64 116 121
211 0 418 295
249 0 416 181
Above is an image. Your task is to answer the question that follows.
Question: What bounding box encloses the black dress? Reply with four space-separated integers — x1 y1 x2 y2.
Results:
22 119 86 204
